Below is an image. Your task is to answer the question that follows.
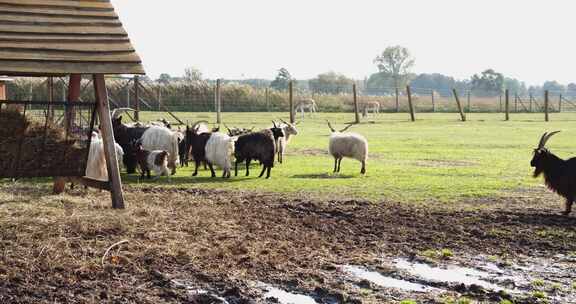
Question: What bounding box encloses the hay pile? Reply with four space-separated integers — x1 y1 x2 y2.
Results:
0 110 88 177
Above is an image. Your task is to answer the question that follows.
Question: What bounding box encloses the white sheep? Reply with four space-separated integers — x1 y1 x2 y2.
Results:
205 132 236 178
84 131 124 182
276 119 299 163
326 121 368 174
140 125 180 175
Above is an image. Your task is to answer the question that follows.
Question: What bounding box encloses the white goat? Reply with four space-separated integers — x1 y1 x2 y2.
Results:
205 132 236 178
140 125 180 175
276 119 299 163
84 132 124 182
326 121 368 174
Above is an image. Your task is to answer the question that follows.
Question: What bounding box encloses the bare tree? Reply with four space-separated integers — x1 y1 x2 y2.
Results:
373 46 415 89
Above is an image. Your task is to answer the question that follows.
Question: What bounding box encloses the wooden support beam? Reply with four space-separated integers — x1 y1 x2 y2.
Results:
505 89 510 121
544 90 549 122
94 74 125 209
65 74 81 131
215 79 221 124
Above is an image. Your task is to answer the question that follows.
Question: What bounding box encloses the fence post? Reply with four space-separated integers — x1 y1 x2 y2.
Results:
529 93 533 112
431 90 435 112
406 86 415 121
505 89 510 121
157 85 162 111
499 94 502 112
265 87 269 112
558 94 562 113
353 84 360 123
289 81 294 123
215 79 221 124
134 75 140 121
395 87 399 112
544 90 549 122
47 77 54 123
452 89 466 122
514 93 518 112
126 78 130 108
466 91 471 112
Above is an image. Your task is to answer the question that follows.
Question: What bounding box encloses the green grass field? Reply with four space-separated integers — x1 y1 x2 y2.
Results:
126 111 576 202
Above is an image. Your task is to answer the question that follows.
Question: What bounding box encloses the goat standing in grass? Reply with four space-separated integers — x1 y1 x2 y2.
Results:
205 132 236 178
234 122 283 178
531 131 576 215
327 121 368 174
134 141 171 180
276 119 299 163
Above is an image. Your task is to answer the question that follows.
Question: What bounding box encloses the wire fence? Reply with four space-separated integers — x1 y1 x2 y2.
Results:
4 76 576 120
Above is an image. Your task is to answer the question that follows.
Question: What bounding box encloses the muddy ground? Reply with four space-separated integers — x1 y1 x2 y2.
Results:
0 184 574 303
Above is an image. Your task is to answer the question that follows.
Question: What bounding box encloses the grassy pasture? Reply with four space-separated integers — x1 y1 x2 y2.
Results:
131 111 576 202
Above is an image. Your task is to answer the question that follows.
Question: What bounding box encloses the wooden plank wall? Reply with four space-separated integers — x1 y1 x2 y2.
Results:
0 0 144 75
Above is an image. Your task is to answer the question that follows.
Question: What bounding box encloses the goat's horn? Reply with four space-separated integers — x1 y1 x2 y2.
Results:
191 120 209 130
272 121 277 128
326 120 335 132
111 107 135 119
339 123 355 133
541 130 561 148
223 123 231 131
279 118 289 125
537 132 548 149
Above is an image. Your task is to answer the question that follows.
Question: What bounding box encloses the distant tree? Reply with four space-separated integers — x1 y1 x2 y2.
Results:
542 80 565 94
308 72 354 94
158 73 172 84
270 68 293 90
503 77 527 95
410 73 457 94
373 46 415 89
471 69 504 96
184 67 203 82
567 83 576 95
366 72 395 92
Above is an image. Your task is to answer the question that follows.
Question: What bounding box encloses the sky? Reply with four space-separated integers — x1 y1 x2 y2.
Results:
112 0 575 85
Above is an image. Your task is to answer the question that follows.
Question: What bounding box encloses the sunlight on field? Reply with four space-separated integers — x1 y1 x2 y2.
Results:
127 112 576 202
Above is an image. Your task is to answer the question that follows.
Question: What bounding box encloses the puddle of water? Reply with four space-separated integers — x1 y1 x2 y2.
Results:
394 259 507 292
171 280 230 304
256 282 317 304
342 265 436 292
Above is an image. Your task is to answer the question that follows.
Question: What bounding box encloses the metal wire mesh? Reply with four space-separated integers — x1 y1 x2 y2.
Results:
0 101 97 178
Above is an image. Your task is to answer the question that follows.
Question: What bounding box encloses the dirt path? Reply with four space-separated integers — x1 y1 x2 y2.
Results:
0 184 574 303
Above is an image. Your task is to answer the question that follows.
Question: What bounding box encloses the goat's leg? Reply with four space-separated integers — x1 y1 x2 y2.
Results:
333 157 338 173
360 160 366 174
207 162 216 178
192 159 200 176
235 160 240 176
147 169 151 179
258 165 267 178
266 166 271 179
245 159 251 176
563 199 573 215
337 157 342 172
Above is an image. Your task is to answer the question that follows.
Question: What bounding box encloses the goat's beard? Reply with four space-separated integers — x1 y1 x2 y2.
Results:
533 167 544 178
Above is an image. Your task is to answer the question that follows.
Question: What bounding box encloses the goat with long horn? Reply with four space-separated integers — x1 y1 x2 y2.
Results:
326 121 368 174
531 131 576 215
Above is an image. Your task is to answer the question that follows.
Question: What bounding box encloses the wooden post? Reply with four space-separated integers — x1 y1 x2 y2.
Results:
157 85 162 111
289 81 294 123
466 91 471 112
134 76 140 121
406 86 415 121
529 93 533 112
505 89 510 121
65 74 81 131
514 93 518 112
544 90 549 122
431 90 435 112
126 78 130 108
353 84 360 123
265 87 269 112
499 94 502 112
215 79 221 124
395 87 400 112
558 94 562 113
47 77 54 123
452 89 466 122
94 74 125 209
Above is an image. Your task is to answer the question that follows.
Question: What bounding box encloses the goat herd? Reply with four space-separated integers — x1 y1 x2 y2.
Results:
85 109 575 215
84 109 369 184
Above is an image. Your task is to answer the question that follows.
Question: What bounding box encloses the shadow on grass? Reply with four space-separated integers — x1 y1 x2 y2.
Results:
122 174 263 185
291 173 356 179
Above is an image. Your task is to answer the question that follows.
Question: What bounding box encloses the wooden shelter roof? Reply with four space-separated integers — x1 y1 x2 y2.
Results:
0 0 144 76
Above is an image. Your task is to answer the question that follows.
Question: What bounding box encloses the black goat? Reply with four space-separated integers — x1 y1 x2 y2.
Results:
531 131 576 215
234 122 283 178
185 121 216 177
112 115 149 174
